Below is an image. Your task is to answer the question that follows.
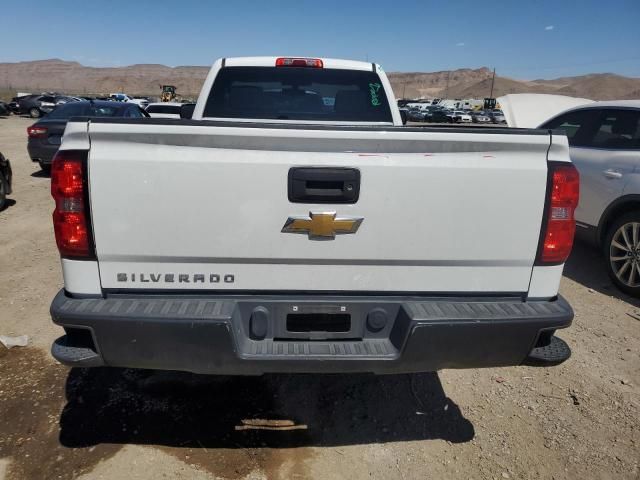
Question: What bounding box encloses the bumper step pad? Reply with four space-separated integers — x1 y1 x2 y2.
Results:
52 335 103 367
523 335 571 366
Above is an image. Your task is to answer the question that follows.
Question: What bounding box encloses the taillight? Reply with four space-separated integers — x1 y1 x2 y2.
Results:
27 125 48 138
536 163 580 265
51 150 94 259
275 57 323 68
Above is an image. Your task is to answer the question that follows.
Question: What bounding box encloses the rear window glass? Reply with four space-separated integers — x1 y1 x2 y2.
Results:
203 66 393 122
46 103 124 119
146 105 181 114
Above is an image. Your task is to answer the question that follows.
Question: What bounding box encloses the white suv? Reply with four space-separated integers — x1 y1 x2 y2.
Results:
540 101 640 297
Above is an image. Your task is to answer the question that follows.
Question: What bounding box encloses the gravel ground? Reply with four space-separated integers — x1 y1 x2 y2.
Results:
0 115 638 480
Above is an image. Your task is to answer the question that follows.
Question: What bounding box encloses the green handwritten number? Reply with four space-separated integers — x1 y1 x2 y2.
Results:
369 83 382 106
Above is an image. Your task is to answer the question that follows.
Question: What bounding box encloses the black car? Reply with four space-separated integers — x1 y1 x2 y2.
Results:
406 109 427 122
27 101 149 172
0 152 13 211
18 94 78 118
429 109 453 123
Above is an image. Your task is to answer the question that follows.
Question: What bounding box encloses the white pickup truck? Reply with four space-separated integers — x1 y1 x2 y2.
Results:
49 56 578 374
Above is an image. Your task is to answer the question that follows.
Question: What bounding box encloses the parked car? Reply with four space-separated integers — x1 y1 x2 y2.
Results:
145 102 183 119
539 101 640 297
406 109 427 122
453 110 472 123
109 93 149 109
27 100 149 172
0 152 12 211
49 56 575 377
489 110 506 124
471 111 492 123
18 95 78 118
429 109 454 123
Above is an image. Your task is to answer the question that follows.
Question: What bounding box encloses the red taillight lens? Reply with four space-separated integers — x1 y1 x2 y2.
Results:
275 57 323 68
538 163 580 264
51 150 94 258
27 125 48 138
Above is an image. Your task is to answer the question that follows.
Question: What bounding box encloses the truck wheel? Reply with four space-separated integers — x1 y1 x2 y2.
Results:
39 161 51 174
29 107 41 118
605 212 640 298
0 172 7 211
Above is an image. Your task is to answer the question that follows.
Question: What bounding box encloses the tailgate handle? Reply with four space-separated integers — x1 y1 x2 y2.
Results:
288 167 360 204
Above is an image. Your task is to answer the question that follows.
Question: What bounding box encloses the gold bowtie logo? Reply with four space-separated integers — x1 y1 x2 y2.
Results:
282 212 363 240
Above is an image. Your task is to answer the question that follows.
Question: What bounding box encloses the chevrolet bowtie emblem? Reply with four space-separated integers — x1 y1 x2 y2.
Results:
282 212 364 240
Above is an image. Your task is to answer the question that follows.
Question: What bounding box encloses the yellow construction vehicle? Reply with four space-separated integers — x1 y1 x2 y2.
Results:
161 85 177 102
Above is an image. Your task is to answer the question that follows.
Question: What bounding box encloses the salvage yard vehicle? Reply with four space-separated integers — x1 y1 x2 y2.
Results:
471 111 492 123
28 100 149 172
428 109 453 123
452 110 472 123
49 56 577 375
161 85 177 102
18 95 56 118
539 101 640 297
145 102 183 119
18 94 76 118
0 152 12 211
490 110 507 124
109 93 149 109
406 109 427 122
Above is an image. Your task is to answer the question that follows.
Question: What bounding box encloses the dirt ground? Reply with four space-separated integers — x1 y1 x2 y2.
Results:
0 115 638 480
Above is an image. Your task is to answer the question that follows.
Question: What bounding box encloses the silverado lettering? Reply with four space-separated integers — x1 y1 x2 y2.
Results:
117 273 235 283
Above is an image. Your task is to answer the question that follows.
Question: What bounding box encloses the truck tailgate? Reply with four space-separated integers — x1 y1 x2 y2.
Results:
87 121 551 293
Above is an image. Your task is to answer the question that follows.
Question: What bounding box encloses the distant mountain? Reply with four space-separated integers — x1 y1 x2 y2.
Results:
388 69 640 101
0 59 639 101
0 59 209 97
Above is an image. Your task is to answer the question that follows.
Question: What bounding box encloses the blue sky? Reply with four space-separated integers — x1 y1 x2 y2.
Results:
2 0 639 79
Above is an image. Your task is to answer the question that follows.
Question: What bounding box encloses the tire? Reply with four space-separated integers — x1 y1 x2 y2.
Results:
604 211 640 298
29 107 41 118
0 172 7 211
39 161 51 174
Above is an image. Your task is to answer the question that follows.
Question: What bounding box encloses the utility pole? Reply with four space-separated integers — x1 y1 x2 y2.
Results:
444 71 451 99
489 67 496 99
402 80 407 99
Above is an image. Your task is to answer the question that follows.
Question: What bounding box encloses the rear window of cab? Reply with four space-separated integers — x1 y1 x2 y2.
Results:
203 66 393 123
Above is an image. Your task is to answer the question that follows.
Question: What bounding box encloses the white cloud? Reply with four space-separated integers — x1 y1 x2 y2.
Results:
456 42 465 47
545 25 554 31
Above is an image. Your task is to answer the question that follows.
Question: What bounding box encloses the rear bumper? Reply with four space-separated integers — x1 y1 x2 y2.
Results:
50 290 573 374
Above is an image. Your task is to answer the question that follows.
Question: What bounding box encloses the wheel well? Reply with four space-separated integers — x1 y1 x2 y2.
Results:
598 197 640 247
